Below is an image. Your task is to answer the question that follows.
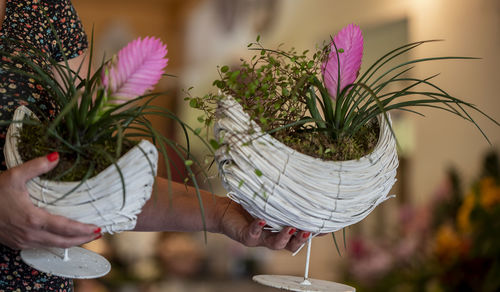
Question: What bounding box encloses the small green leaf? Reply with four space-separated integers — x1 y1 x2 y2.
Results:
221 65 229 73
185 160 194 166
238 180 244 188
215 80 226 89
209 139 221 150
189 99 199 108
254 169 263 177
256 35 261 42
229 70 240 81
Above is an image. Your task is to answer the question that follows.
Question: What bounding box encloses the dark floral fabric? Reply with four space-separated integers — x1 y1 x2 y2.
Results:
0 0 87 290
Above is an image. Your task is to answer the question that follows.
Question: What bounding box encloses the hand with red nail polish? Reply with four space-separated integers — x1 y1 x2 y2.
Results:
213 197 311 252
0 154 100 250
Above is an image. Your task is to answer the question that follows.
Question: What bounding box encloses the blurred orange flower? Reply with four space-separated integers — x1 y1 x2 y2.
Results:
434 224 467 261
457 191 475 234
479 177 500 209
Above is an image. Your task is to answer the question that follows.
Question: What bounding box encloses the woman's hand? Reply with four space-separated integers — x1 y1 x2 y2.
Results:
0 153 101 250
217 198 311 252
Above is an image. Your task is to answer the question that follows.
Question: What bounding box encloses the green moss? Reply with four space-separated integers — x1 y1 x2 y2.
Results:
17 122 136 182
272 119 379 161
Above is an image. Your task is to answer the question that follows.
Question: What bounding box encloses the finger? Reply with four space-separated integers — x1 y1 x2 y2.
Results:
286 230 311 252
30 230 101 249
243 219 265 246
0 234 22 250
249 219 266 237
270 227 296 250
14 152 59 183
42 211 100 237
296 230 311 241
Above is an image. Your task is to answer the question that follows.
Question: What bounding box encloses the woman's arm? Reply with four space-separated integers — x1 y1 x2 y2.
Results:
134 177 311 252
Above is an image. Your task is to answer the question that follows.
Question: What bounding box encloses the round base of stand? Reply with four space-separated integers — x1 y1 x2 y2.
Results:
253 275 355 292
21 246 111 279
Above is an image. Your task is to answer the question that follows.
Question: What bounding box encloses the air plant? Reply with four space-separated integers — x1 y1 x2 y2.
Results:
310 24 498 143
0 32 210 219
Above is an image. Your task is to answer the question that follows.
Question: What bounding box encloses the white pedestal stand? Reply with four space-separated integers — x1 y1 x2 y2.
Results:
253 236 355 292
21 247 111 279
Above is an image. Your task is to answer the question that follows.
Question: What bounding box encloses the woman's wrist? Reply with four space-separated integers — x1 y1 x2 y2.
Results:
209 195 233 234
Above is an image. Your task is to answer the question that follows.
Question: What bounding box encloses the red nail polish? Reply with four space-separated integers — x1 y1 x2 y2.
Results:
258 220 266 227
95 234 102 240
288 228 296 235
302 232 311 239
46 152 59 162
93 227 101 234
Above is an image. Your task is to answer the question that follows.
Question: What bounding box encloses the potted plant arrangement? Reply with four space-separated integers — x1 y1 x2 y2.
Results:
186 24 499 291
0 34 204 278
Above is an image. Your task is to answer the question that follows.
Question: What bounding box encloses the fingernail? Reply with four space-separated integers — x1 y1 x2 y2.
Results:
302 232 311 239
46 152 59 162
258 220 266 227
95 234 102 240
288 228 296 235
93 227 101 234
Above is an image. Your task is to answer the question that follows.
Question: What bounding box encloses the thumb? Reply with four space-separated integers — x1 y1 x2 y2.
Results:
15 152 59 183
245 218 265 242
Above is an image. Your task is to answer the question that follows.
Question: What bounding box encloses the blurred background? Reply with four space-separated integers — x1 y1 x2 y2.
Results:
71 0 500 291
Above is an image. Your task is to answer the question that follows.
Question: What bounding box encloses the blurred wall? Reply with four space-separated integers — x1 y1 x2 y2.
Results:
408 0 500 203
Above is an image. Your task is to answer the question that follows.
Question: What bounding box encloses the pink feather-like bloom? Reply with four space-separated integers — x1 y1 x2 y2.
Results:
321 24 364 99
102 36 168 101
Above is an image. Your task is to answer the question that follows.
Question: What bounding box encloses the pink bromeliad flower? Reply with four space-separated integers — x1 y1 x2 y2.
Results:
102 36 168 102
321 24 364 99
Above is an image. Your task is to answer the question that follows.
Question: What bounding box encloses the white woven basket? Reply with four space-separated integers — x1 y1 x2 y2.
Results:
214 96 399 234
4 106 158 234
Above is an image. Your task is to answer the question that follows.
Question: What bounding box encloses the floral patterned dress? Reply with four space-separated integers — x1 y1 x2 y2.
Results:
0 0 87 290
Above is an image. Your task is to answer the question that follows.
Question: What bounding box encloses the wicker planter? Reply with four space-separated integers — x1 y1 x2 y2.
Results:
214 96 399 234
4 106 158 234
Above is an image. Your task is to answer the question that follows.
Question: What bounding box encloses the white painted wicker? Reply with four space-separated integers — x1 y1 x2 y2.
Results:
214 96 399 234
4 106 158 234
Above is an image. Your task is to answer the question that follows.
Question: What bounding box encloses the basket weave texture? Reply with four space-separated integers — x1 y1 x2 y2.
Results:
4 106 158 234
214 96 399 233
